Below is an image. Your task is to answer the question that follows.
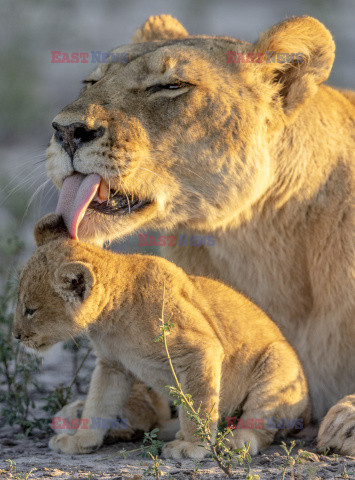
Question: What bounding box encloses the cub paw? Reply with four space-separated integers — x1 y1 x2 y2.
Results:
317 394 355 456
162 439 209 459
175 429 185 440
51 399 84 435
49 433 102 454
226 429 266 456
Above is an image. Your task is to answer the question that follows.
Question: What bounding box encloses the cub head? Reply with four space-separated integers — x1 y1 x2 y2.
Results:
46 14 335 244
13 214 98 352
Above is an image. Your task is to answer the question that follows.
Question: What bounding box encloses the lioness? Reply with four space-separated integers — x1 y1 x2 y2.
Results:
46 14 355 455
13 213 310 458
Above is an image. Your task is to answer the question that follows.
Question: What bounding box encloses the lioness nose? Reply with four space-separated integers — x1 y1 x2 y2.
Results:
52 122 104 160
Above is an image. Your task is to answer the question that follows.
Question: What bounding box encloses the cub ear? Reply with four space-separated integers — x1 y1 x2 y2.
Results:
252 16 335 114
132 14 188 43
53 262 95 304
34 213 70 247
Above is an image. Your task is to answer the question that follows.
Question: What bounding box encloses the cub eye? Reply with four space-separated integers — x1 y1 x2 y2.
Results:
146 81 193 94
25 308 36 317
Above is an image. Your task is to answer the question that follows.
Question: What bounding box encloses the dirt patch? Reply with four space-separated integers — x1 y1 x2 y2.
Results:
0 427 354 480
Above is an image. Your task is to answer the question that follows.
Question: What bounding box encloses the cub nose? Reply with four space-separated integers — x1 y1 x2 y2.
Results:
13 332 21 340
52 122 104 160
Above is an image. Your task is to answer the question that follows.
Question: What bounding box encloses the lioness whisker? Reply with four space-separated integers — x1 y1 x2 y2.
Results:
116 169 131 215
23 179 52 219
0 170 47 207
41 183 58 208
3 163 46 193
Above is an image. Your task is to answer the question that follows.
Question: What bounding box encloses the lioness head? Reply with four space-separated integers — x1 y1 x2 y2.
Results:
47 14 335 244
13 214 99 351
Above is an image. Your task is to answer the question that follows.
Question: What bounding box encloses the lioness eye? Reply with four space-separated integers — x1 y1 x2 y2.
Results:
25 308 36 317
82 79 98 86
146 81 193 94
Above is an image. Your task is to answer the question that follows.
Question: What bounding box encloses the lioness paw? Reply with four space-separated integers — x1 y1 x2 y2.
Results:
162 439 209 459
49 433 102 454
317 394 355 456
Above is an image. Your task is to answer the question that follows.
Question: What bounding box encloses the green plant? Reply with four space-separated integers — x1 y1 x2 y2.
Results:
341 466 349 478
5 459 17 475
20 469 34 480
280 440 297 480
139 429 165 478
319 445 330 456
191 461 201 479
4 459 34 480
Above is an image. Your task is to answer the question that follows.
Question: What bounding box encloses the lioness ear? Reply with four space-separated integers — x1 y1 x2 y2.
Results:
53 262 95 304
132 14 188 43
34 213 70 247
252 16 335 114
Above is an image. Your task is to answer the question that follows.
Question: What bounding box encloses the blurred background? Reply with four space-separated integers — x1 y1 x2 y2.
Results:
0 0 354 254
0 0 354 440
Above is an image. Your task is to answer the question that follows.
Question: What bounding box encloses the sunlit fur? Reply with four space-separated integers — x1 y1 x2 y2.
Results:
13 214 310 458
46 15 355 455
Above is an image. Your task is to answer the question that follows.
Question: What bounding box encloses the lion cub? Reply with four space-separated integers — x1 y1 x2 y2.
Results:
13 214 310 459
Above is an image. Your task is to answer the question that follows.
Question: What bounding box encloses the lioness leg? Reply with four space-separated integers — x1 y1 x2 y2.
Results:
227 341 310 455
49 359 134 454
317 394 355 456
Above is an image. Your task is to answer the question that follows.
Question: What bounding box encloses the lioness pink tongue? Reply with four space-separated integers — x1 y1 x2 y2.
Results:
55 173 101 240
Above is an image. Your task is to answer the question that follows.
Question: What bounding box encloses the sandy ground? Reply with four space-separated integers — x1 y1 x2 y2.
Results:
0 426 354 480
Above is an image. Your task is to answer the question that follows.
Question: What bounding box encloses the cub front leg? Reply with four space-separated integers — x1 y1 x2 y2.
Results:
49 359 134 454
162 349 223 460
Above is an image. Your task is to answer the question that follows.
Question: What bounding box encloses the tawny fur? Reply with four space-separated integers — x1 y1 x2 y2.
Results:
45 15 355 455
13 214 310 458
317 395 355 456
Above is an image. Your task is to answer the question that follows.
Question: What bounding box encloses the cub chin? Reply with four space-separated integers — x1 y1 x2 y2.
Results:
13 214 310 459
